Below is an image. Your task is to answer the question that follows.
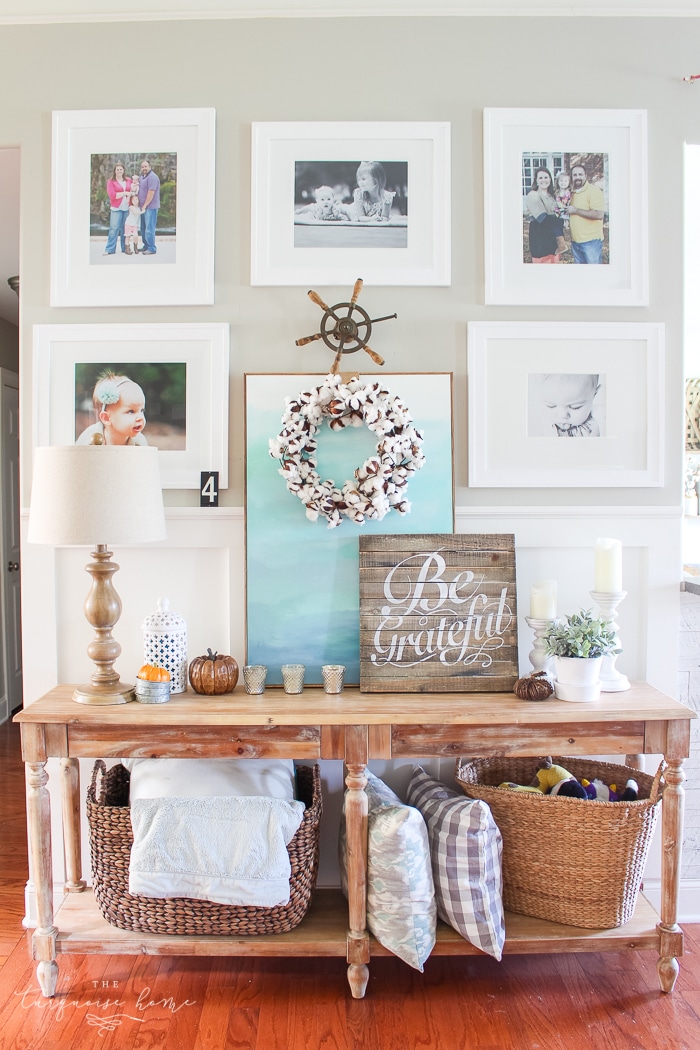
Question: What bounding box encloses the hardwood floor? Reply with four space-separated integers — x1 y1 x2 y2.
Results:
1 717 700 1050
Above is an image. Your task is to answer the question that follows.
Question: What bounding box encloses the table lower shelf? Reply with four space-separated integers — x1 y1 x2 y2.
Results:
49 888 663 959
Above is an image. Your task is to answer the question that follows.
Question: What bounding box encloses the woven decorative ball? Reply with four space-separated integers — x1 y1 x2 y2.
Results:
141 597 188 693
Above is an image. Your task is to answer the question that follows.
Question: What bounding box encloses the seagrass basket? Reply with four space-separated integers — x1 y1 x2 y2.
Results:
455 756 663 929
87 759 322 936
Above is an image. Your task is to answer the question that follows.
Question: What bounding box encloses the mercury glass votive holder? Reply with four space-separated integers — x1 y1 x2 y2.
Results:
243 664 267 694
281 664 305 694
322 664 345 694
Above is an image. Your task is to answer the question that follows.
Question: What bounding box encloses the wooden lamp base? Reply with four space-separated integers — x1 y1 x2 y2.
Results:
74 544 135 705
73 681 135 705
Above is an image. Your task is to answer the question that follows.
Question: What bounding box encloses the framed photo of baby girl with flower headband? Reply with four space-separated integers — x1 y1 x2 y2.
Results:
51 108 215 307
483 108 648 306
33 323 229 489
467 321 664 487
251 121 451 286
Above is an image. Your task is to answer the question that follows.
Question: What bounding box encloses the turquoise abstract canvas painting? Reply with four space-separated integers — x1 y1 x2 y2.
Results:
245 373 454 685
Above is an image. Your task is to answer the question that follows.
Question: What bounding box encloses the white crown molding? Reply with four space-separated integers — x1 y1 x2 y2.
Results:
2 1 700 25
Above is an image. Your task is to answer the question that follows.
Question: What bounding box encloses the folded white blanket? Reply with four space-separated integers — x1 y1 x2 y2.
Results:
128 795 305 906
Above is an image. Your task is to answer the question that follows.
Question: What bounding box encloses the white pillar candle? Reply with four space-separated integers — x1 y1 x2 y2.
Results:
530 580 557 619
594 537 622 593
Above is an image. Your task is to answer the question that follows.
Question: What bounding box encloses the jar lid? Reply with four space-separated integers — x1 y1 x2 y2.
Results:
141 597 187 633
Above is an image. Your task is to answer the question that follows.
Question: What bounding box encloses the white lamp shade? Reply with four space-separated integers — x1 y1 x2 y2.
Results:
28 445 167 547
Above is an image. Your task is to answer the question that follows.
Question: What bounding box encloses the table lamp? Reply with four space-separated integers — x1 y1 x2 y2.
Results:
28 442 167 705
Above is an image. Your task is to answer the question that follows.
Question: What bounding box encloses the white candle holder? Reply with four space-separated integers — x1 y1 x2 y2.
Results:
525 616 555 675
590 590 630 692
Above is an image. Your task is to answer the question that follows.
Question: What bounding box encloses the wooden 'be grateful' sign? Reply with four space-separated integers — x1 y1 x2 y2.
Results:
359 534 518 693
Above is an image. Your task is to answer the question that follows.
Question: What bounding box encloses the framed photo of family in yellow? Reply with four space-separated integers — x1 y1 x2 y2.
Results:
251 121 451 286
467 321 664 488
484 109 648 306
32 322 229 489
51 108 215 307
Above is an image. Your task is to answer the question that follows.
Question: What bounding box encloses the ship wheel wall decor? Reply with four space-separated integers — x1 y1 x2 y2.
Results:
295 278 396 374
268 373 426 529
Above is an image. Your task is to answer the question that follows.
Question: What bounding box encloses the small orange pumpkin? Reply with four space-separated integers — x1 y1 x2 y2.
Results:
189 649 239 695
137 663 171 683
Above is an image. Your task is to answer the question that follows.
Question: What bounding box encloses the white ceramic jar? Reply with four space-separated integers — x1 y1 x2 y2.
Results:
141 597 188 693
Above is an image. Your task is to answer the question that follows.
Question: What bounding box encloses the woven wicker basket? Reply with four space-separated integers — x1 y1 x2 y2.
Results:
455 756 663 929
87 759 322 936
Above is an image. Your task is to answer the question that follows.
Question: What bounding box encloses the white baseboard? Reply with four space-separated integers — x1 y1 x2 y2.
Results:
642 879 700 923
22 878 70 928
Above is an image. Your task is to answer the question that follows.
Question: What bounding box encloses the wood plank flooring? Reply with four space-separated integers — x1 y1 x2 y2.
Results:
2 717 700 1049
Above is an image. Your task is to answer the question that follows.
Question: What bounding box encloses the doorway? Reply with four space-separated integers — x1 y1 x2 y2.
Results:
0 146 20 722
1 370 20 718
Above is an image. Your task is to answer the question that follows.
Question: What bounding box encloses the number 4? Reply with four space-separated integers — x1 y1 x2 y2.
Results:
200 471 219 507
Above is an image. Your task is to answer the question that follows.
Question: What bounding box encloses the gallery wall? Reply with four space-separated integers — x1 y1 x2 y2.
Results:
2 15 698 907
4 16 694 509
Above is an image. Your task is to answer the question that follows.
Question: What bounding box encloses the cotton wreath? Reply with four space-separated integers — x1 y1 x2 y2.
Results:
269 373 426 528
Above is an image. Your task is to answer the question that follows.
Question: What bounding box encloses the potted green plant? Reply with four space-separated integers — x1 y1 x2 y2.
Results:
543 609 619 703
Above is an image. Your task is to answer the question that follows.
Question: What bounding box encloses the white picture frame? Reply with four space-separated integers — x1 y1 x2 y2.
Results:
467 321 664 488
33 323 229 489
484 108 648 306
251 121 451 286
51 108 215 306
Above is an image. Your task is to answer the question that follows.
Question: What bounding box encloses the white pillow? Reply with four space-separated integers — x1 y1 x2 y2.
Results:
121 757 296 801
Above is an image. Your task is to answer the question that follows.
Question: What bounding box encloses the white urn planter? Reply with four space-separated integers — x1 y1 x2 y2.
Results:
553 655 603 703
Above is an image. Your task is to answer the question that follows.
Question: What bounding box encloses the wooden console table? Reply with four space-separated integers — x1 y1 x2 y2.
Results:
15 682 693 999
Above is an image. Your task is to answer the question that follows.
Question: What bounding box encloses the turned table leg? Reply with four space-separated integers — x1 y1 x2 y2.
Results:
26 759 58 997
657 756 686 993
344 725 370 998
60 758 86 893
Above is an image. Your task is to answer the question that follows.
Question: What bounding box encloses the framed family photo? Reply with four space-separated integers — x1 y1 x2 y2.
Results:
51 108 215 307
33 323 229 488
251 121 451 286
467 321 664 488
484 109 648 306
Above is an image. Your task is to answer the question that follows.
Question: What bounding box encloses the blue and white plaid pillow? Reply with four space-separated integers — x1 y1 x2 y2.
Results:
339 769 436 971
407 766 505 961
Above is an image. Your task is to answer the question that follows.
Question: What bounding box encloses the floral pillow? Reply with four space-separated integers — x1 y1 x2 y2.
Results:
338 769 436 971
407 766 505 961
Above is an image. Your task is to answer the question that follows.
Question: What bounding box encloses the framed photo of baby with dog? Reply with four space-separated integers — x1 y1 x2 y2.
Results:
251 121 451 286
483 108 648 306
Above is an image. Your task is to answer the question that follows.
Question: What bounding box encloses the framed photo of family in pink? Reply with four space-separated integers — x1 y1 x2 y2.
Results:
32 323 229 488
251 121 451 286
484 109 648 306
51 108 215 307
467 321 664 488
